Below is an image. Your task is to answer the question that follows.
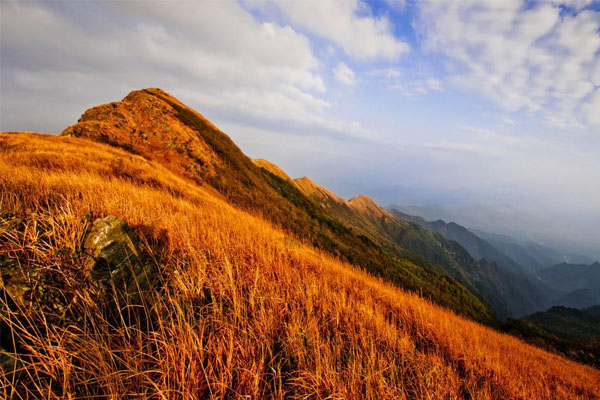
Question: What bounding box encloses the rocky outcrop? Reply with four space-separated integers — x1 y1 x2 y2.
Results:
0 214 159 321
83 215 158 302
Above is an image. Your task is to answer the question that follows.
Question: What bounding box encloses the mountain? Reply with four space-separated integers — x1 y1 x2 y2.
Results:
470 229 595 271
538 262 600 308
290 178 545 318
2 89 599 397
251 158 293 181
59 89 494 324
390 211 526 276
394 204 599 264
392 204 545 243
504 306 600 368
553 289 599 309
470 230 549 271
388 209 552 317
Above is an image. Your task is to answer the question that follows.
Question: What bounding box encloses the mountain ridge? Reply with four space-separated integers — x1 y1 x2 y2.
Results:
283 170 547 318
252 158 293 182
59 88 495 324
2 88 599 397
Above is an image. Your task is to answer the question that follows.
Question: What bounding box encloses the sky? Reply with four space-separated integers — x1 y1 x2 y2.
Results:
1 0 600 258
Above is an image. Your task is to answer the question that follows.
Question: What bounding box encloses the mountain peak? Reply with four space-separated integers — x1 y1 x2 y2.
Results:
293 176 346 205
252 159 292 182
348 195 391 218
60 87 229 183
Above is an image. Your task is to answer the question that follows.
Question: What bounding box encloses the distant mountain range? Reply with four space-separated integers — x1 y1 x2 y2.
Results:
389 211 527 276
388 208 600 308
271 174 550 319
388 209 554 317
538 262 600 308
471 229 594 271
393 204 599 262
387 207 600 367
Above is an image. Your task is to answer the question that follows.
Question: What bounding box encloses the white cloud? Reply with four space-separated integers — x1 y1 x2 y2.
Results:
368 67 443 96
243 0 410 61
417 0 600 128
0 0 368 138
333 62 356 86
581 89 600 126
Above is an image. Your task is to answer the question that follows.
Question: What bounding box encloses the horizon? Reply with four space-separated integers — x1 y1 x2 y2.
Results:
2 0 599 259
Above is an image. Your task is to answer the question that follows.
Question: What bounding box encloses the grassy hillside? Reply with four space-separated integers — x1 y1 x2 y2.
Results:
1 132 599 399
59 88 493 324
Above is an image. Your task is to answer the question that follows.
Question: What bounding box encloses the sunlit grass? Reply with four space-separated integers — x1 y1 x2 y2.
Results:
1 132 599 399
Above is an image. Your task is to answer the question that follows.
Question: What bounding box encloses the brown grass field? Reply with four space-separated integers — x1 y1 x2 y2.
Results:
1 131 599 399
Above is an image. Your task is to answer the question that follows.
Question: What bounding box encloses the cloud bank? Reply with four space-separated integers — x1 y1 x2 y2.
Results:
243 0 410 60
417 0 600 127
0 0 370 137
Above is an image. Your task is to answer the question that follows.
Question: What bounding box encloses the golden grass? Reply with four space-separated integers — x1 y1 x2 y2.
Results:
1 132 599 399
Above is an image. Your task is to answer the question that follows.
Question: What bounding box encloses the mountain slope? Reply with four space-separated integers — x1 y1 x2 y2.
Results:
292 178 470 280
59 89 495 323
291 177 544 318
391 211 526 276
389 210 552 315
525 306 600 341
539 262 600 295
2 130 599 398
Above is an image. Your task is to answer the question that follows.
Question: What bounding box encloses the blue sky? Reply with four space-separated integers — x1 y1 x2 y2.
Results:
1 0 599 257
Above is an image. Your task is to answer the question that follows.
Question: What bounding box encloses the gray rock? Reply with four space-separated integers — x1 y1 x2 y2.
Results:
83 216 156 299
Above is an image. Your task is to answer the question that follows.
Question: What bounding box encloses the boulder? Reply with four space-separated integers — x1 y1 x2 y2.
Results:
83 216 156 300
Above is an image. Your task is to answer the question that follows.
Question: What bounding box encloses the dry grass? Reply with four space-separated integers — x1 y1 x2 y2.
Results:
1 132 599 399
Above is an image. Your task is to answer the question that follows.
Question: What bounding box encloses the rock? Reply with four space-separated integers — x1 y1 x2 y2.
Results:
84 216 139 280
83 216 156 300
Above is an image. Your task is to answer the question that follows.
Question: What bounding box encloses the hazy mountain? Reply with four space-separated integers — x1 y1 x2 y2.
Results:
392 204 600 262
472 229 594 270
393 204 545 243
390 210 526 276
388 209 553 315
539 262 600 298
553 289 599 309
